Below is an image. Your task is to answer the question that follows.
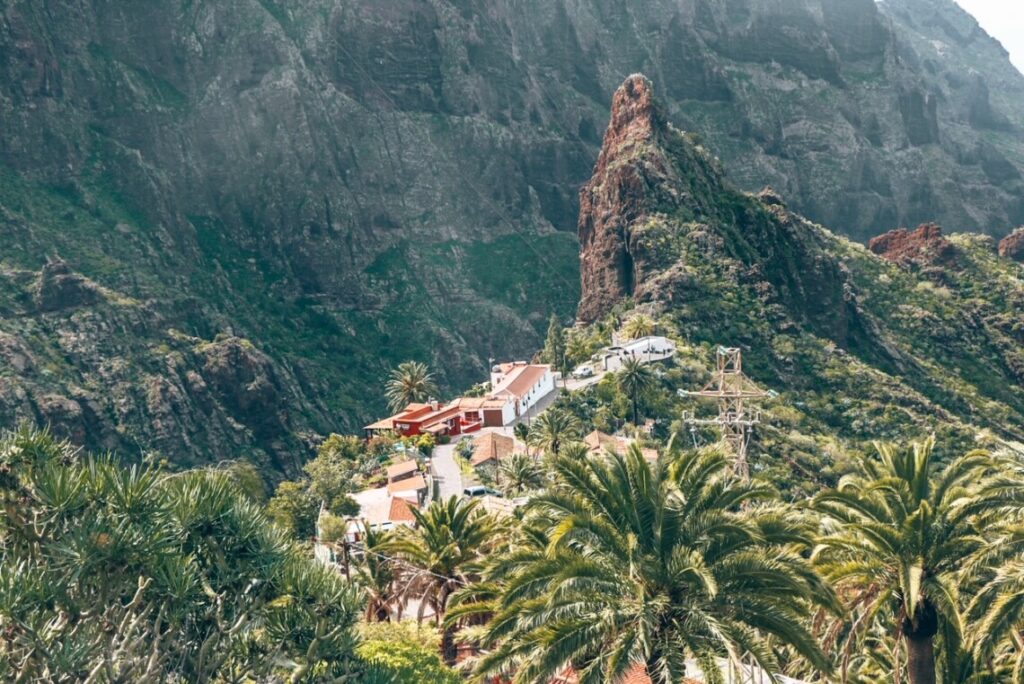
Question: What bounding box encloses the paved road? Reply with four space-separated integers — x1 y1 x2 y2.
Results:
430 442 463 500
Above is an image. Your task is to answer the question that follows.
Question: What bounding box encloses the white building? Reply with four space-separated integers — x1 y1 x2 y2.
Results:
599 336 676 370
489 362 556 421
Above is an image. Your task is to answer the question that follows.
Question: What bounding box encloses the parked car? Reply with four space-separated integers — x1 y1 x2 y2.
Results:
573 365 595 379
463 485 502 498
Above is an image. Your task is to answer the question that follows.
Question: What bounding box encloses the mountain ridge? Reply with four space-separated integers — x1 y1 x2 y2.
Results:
3 0 1024 472
574 74 1024 486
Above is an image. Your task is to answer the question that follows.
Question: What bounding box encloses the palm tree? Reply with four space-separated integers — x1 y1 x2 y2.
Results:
358 525 400 622
497 453 544 495
617 357 656 424
385 361 439 411
386 496 497 664
526 408 581 456
476 444 836 683
812 438 1014 684
621 313 655 340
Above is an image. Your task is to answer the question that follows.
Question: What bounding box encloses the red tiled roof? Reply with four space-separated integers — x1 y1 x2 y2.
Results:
363 403 432 431
387 474 427 494
498 365 549 399
386 459 419 481
388 497 418 523
554 664 652 684
471 433 515 466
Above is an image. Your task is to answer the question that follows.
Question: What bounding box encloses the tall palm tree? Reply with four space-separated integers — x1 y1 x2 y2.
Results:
526 408 581 456
386 496 497 664
385 361 439 411
476 444 836 683
358 525 400 622
812 438 1014 684
621 313 655 340
617 357 656 424
497 453 544 496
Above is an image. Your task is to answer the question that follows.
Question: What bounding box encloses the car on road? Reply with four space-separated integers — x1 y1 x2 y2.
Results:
572 365 595 379
463 485 502 498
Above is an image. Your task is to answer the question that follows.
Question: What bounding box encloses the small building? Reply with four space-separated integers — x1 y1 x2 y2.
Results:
386 459 420 483
489 362 556 421
584 430 658 462
471 432 516 467
388 474 428 502
455 396 516 429
364 401 464 438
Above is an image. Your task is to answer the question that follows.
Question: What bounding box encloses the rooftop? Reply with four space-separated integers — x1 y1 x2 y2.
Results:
471 432 516 466
495 364 550 398
388 496 419 524
387 474 427 495
386 459 419 481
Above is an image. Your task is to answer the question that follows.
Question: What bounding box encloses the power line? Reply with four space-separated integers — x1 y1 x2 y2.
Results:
321 538 470 588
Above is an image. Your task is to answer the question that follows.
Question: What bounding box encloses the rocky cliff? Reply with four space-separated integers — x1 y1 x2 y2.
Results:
3 0 1024 471
577 75 1024 483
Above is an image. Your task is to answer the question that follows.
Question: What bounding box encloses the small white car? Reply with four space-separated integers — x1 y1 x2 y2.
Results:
573 365 595 379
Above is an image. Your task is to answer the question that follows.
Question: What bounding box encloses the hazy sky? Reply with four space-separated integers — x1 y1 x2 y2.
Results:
953 0 1024 73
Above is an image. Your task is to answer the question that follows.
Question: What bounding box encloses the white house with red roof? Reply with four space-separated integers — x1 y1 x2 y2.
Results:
489 361 556 421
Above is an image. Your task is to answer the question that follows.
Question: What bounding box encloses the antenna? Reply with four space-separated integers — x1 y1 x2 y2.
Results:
678 346 772 480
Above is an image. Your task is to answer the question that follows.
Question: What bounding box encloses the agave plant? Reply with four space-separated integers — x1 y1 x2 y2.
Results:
0 425 366 683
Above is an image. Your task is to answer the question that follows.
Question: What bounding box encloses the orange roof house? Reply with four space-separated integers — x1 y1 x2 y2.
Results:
388 496 419 524
584 430 658 462
386 459 419 482
471 432 516 467
387 474 427 498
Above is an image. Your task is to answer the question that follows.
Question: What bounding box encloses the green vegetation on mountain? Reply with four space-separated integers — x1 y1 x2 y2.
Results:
4 0 1024 475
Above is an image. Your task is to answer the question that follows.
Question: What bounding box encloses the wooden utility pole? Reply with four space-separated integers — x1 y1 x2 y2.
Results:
679 347 774 480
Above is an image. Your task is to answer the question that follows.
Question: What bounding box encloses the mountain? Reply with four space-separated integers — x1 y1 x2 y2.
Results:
2 0 1024 472
577 74 1024 490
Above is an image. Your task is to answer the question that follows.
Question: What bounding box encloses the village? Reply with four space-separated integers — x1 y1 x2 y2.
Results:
315 334 676 556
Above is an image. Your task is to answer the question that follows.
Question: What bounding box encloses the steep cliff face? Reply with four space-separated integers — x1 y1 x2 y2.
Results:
2 0 1024 469
577 76 1024 464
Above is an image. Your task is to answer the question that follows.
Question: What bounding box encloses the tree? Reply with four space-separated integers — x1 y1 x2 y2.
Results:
266 480 321 538
304 434 369 514
526 408 581 456
621 313 655 340
497 452 544 495
0 425 365 683
617 356 656 424
385 361 439 412
543 314 568 372
385 497 497 664
513 422 530 445
812 438 1015 684
358 622 461 683
475 445 835 683
358 525 401 623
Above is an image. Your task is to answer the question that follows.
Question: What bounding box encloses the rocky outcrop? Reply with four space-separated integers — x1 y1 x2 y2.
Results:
999 228 1024 261
868 224 956 267
573 78 1024 452
35 258 102 312
577 75 663 323
577 75 882 362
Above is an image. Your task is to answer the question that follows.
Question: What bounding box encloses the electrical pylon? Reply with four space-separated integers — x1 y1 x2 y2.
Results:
678 346 774 480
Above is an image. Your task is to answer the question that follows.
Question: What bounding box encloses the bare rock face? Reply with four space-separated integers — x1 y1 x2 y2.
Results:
199 337 284 438
34 258 102 312
576 75 880 359
577 75 662 323
868 223 956 267
999 227 1024 261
